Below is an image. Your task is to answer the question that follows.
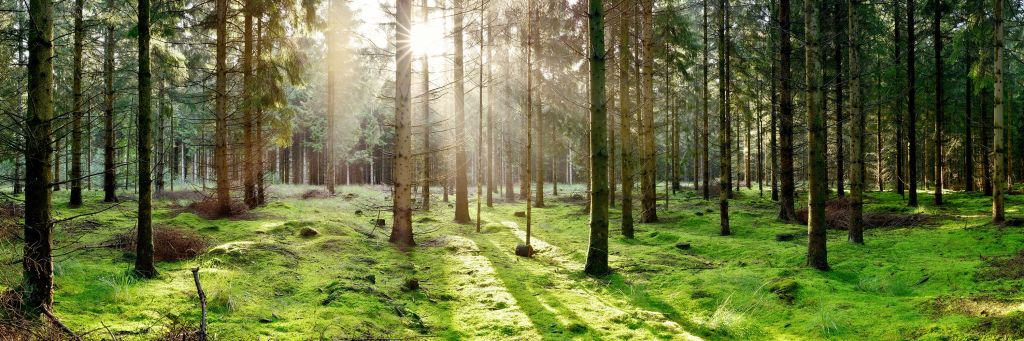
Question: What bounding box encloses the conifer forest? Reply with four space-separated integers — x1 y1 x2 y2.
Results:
2 0 1024 339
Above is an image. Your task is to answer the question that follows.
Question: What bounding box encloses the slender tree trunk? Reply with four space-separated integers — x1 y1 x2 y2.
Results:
770 0 779 201
535 90 545 208
806 0 829 270
23 0 55 315
453 0 471 223
243 1 258 207
833 1 845 198
778 0 797 221
584 0 609 276
135 0 156 278
932 0 943 204
965 54 974 192
894 1 906 197
992 0 1005 223
618 0 634 238
255 18 266 205
103 0 117 202
391 0 415 247
476 3 485 232
702 0 711 200
877 62 884 191
214 0 230 215
523 0 535 250
718 0 731 236
69 0 84 207
639 0 658 223
907 0 918 207
420 0 432 211
848 0 865 244
486 14 494 208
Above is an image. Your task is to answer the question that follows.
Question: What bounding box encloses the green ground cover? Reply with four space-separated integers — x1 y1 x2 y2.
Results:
1 184 1022 340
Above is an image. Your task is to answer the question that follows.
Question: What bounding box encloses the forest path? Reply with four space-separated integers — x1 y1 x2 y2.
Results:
433 235 543 339
451 220 702 340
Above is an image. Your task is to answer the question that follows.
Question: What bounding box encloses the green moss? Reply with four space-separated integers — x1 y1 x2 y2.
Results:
9 185 1022 340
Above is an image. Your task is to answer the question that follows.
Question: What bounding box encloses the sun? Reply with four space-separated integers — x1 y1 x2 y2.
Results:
410 19 446 58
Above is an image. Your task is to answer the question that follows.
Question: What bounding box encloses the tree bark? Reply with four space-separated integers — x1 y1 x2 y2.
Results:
23 0 55 315
618 0 634 238
848 0 865 244
135 0 157 278
907 0 918 207
390 0 415 247
103 0 117 202
584 0 609 276
69 0 84 207
718 0 731 236
932 0 943 205
992 0 1005 223
639 0 658 223
806 0 829 270
214 0 230 215
963 53 974 192
453 0 471 224
421 0 432 211
702 0 711 201
243 1 258 207
778 0 797 222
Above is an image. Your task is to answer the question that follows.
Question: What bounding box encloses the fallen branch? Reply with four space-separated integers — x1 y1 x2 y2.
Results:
191 267 208 341
41 307 80 341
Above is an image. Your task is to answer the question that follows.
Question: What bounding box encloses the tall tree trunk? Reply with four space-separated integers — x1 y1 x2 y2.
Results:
618 0 634 238
103 0 117 202
639 0 658 223
848 0 865 244
932 0 943 204
486 12 494 208
877 62 884 191
255 18 266 205
718 0 731 236
391 0 415 247
584 0 609 276
702 0 711 200
135 0 156 278
992 0 1005 223
69 0 84 207
778 0 797 221
453 0 471 223
770 0 779 201
420 0 432 211
906 0 918 207
964 54 974 192
806 0 829 270
23 0 55 315
476 3 485 232
833 1 845 198
535 89 545 208
894 1 905 196
214 0 230 215
243 1 258 207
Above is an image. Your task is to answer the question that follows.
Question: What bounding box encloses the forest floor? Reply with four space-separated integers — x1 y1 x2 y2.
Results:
1 184 1023 340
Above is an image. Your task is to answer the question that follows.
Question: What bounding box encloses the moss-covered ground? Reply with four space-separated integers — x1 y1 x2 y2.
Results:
1 184 1022 340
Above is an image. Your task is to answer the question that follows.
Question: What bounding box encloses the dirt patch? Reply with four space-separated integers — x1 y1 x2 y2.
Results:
187 197 249 219
978 250 1024 280
300 189 333 200
797 198 933 230
107 227 207 262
